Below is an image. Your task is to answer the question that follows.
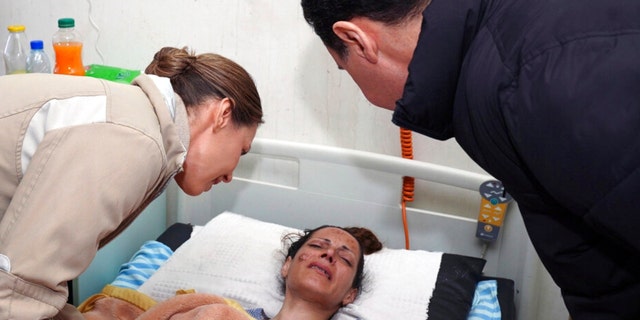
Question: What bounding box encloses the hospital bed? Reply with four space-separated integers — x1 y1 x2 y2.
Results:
73 138 544 319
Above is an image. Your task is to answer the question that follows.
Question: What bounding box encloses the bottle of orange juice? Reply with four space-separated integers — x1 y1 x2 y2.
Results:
52 18 85 76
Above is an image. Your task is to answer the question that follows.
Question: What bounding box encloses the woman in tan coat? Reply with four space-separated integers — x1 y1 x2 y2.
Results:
0 46 263 319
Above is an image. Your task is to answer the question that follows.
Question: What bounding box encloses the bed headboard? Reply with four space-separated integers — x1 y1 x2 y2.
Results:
168 138 542 312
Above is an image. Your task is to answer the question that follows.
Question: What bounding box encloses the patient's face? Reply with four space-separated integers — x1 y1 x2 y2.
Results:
281 227 360 309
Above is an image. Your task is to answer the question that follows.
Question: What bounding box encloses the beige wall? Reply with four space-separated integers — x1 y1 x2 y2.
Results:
1 0 490 218
0 0 479 164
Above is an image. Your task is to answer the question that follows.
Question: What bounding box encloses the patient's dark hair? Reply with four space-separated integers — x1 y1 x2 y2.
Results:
281 225 382 297
300 0 430 59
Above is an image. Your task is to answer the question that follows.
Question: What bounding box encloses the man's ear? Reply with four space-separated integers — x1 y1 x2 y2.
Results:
332 21 378 64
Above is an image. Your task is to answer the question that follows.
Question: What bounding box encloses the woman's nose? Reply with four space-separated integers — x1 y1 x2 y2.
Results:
321 251 335 264
221 174 232 183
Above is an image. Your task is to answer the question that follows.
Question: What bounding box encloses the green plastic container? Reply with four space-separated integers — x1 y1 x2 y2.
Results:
85 64 141 84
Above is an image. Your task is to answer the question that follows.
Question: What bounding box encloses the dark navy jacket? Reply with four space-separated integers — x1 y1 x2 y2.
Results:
392 0 640 318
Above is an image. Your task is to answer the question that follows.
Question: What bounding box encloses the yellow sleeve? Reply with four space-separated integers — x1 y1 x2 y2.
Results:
77 284 157 312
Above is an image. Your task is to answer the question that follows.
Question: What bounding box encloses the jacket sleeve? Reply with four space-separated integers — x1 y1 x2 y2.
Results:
514 191 640 318
0 123 165 297
510 34 640 252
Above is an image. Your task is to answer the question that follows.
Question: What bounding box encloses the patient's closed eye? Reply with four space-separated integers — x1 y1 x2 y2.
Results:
340 255 353 266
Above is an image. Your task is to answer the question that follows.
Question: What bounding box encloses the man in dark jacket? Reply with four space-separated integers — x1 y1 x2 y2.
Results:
300 0 640 318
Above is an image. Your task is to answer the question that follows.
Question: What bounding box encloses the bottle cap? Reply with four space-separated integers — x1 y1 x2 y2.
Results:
58 18 75 28
30 40 44 50
7 25 26 33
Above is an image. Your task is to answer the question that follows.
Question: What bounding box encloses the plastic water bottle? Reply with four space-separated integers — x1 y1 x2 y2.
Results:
52 18 85 76
3 25 29 74
26 40 52 73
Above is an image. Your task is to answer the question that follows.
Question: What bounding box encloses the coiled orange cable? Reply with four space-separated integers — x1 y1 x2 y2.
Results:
400 127 415 250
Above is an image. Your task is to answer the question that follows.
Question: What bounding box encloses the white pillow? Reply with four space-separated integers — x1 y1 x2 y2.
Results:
138 212 483 320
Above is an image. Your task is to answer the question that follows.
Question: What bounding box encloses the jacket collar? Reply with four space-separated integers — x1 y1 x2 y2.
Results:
392 0 487 140
132 74 189 169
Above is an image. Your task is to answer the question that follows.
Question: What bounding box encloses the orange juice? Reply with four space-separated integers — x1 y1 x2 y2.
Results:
53 42 85 76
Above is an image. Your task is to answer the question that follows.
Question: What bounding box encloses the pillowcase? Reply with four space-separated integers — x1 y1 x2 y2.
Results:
138 212 485 320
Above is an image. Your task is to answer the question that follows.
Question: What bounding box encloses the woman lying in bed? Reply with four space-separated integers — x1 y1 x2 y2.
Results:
252 225 383 320
80 225 382 320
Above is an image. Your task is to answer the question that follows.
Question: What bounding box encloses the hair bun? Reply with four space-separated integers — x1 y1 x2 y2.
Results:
146 46 195 78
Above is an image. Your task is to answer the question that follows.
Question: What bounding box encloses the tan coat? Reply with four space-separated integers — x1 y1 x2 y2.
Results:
0 73 189 319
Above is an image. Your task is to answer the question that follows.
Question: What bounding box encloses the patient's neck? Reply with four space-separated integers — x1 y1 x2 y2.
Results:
271 297 337 320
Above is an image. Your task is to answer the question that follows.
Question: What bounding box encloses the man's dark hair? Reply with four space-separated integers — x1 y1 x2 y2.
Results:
301 0 429 58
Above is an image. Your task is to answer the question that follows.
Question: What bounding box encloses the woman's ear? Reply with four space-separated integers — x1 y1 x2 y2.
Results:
341 288 358 306
209 97 233 132
281 257 292 278
332 20 378 64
